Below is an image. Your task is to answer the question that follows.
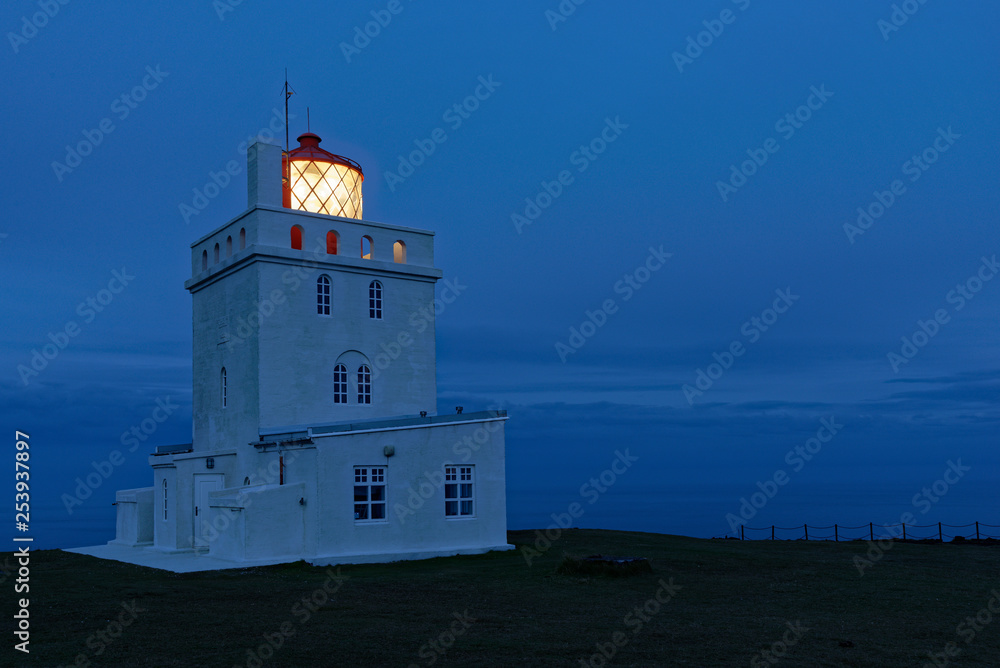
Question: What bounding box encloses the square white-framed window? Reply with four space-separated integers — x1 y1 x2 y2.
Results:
354 466 386 523
444 466 474 518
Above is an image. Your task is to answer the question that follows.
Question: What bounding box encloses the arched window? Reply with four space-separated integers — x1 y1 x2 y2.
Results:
291 225 304 250
333 364 347 404
201 250 208 271
317 275 331 316
368 280 383 319
239 227 246 250
361 235 373 260
162 479 168 521
327 231 339 255
214 243 220 264
357 365 371 404
226 235 233 257
393 241 406 264
243 476 251 486
221 367 227 408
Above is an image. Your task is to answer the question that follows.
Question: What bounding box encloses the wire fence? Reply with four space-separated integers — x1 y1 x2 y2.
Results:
738 521 1000 542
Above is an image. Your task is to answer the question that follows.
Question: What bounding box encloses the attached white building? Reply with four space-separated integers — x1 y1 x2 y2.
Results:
102 132 512 568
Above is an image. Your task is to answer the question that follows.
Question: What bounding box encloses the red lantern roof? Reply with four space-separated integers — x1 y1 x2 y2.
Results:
287 133 363 175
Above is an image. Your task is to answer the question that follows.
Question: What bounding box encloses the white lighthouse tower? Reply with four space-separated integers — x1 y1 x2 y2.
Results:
89 128 512 570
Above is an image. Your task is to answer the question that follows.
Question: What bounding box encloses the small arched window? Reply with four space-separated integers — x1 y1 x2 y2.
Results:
357 365 371 404
393 241 406 264
243 476 251 486
214 243 220 264
327 231 339 255
221 367 227 408
369 280 383 319
162 479 168 521
291 225 304 250
333 364 347 404
361 235 373 260
201 250 208 271
239 227 246 250
226 236 233 257
317 275 331 316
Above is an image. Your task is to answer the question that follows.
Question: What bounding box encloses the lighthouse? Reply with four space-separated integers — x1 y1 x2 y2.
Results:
85 124 512 570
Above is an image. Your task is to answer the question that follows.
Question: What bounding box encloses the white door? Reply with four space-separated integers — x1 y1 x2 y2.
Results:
193 474 224 548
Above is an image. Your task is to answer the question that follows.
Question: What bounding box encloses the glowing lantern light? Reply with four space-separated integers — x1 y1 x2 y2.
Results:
283 132 363 219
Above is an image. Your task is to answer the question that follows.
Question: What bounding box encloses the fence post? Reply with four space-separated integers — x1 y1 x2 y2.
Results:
771 525 775 541
740 525 744 541
870 522 873 542
804 524 808 541
834 524 838 542
939 522 943 542
976 521 980 541
902 523 906 540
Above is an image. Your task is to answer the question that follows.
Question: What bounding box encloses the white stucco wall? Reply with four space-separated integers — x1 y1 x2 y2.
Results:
111 487 154 546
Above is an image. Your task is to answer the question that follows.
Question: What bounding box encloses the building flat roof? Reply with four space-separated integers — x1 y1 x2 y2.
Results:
258 410 508 442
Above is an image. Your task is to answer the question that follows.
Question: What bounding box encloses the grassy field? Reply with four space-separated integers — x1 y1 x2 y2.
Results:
8 529 1000 667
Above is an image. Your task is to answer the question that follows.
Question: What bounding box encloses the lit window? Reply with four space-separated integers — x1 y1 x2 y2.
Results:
354 466 386 522
221 367 227 408
357 365 371 404
291 225 303 250
361 235 373 260
334 364 347 404
317 275 331 316
369 280 383 320
201 250 208 271
162 479 168 521
327 231 339 255
445 466 474 517
239 227 246 250
226 235 233 257
393 240 406 264
214 243 220 264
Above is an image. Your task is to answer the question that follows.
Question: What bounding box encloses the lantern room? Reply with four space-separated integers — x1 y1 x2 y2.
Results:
283 132 364 219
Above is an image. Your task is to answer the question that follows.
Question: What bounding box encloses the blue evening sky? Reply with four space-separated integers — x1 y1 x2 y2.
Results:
1 1 998 547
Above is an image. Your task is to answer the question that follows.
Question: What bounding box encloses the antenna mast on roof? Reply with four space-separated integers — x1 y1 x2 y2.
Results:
282 70 295 157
